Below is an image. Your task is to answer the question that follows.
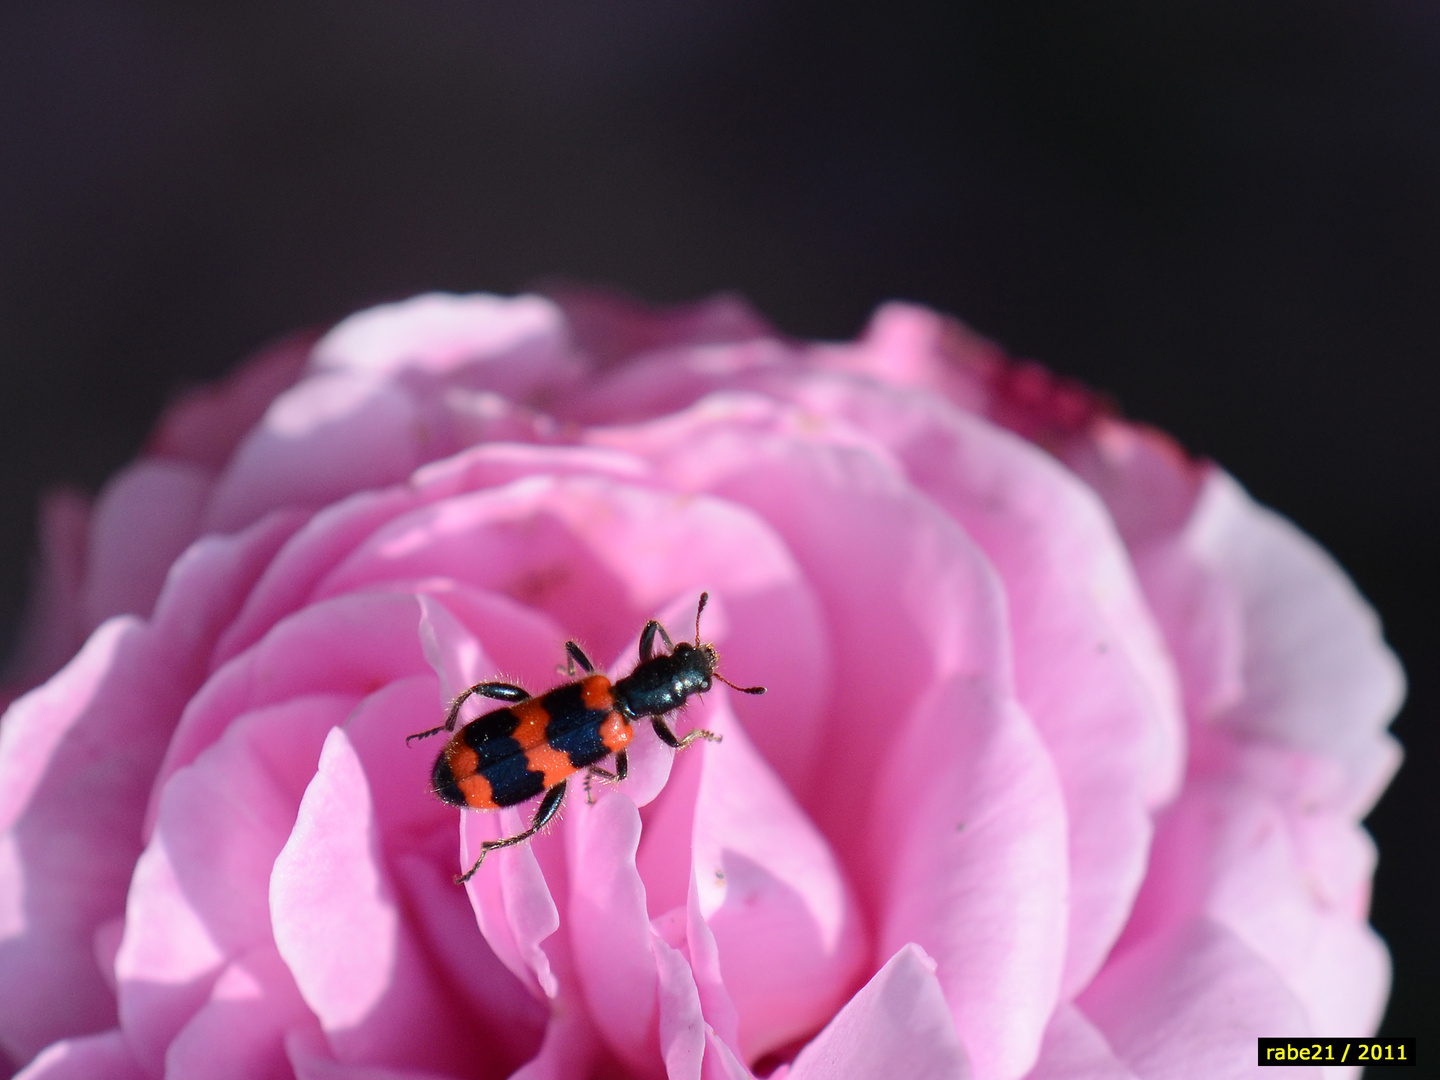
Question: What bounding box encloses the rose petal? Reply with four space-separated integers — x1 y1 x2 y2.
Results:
873 682 1067 1080
206 371 428 533
343 676 546 1074
391 853 547 1072
314 475 801 678
686 708 866 1062
501 1005 603 1080
1118 749 1391 1040
162 946 318 1080
1128 541 1245 725
1023 1006 1138 1080
654 935 707 1080
83 459 213 628
284 1027 470 1080
564 792 662 1077
815 301 997 416
683 884 740 1046
558 338 795 427
0 521 295 1065
701 1034 753 1080
603 404 1067 1078
117 695 351 1072
550 287 771 371
780 377 1182 992
416 595 486 706
271 727 480 1075
1079 918 1318 1080
0 512 300 1063
214 488 419 667
787 943 972 1080
12 1031 147 1080
152 590 436 826
1169 472 1402 787
313 293 574 393
459 806 563 1001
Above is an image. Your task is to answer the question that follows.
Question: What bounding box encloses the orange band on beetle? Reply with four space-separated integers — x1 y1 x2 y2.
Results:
509 699 551 750
444 743 479 780
580 675 615 712
524 743 576 786
599 713 632 753
457 771 499 810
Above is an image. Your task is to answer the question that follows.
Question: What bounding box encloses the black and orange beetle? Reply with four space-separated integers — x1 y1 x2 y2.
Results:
409 592 765 882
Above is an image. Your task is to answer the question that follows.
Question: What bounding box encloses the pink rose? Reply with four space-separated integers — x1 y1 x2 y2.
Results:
0 292 1402 1080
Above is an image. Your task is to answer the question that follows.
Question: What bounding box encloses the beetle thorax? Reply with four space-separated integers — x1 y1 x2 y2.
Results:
613 642 717 718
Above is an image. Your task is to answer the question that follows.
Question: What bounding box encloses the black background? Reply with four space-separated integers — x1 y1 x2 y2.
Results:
1 0 1434 1070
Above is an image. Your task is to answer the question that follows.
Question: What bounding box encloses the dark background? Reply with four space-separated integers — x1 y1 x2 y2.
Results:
1 0 1434 1069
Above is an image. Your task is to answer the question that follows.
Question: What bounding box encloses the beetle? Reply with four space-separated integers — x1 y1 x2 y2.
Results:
409 592 765 883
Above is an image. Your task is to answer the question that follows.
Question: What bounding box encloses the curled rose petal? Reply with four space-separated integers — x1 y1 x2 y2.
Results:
787 944 972 1080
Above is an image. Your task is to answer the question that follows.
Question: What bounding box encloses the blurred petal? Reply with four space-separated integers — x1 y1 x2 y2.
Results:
13 1031 147 1080
1079 918 1318 1080
820 302 996 415
285 1027 470 1080
1171 473 1402 794
0 510 296 1062
502 1004 603 1080
146 331 314 471
313 293 575 394
83 459 212 628
788 944 971 1080
1119 752 1390 1039
214 488 419 667
206 372 427 533
1060 418 1205 549
550 287 770 371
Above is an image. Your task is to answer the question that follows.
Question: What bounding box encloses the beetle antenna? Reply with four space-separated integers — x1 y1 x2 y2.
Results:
694 592 709 645
716 672 765 695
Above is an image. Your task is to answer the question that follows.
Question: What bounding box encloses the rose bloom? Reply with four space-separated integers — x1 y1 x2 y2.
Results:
0 292 1402 1080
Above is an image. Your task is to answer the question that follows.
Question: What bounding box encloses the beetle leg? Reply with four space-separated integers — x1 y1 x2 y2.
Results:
582 750 629 804
407 680 530 745
651 717 721 751
455 781 568 884
639 619 676 662
563 641 594 677
473 682 531 702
